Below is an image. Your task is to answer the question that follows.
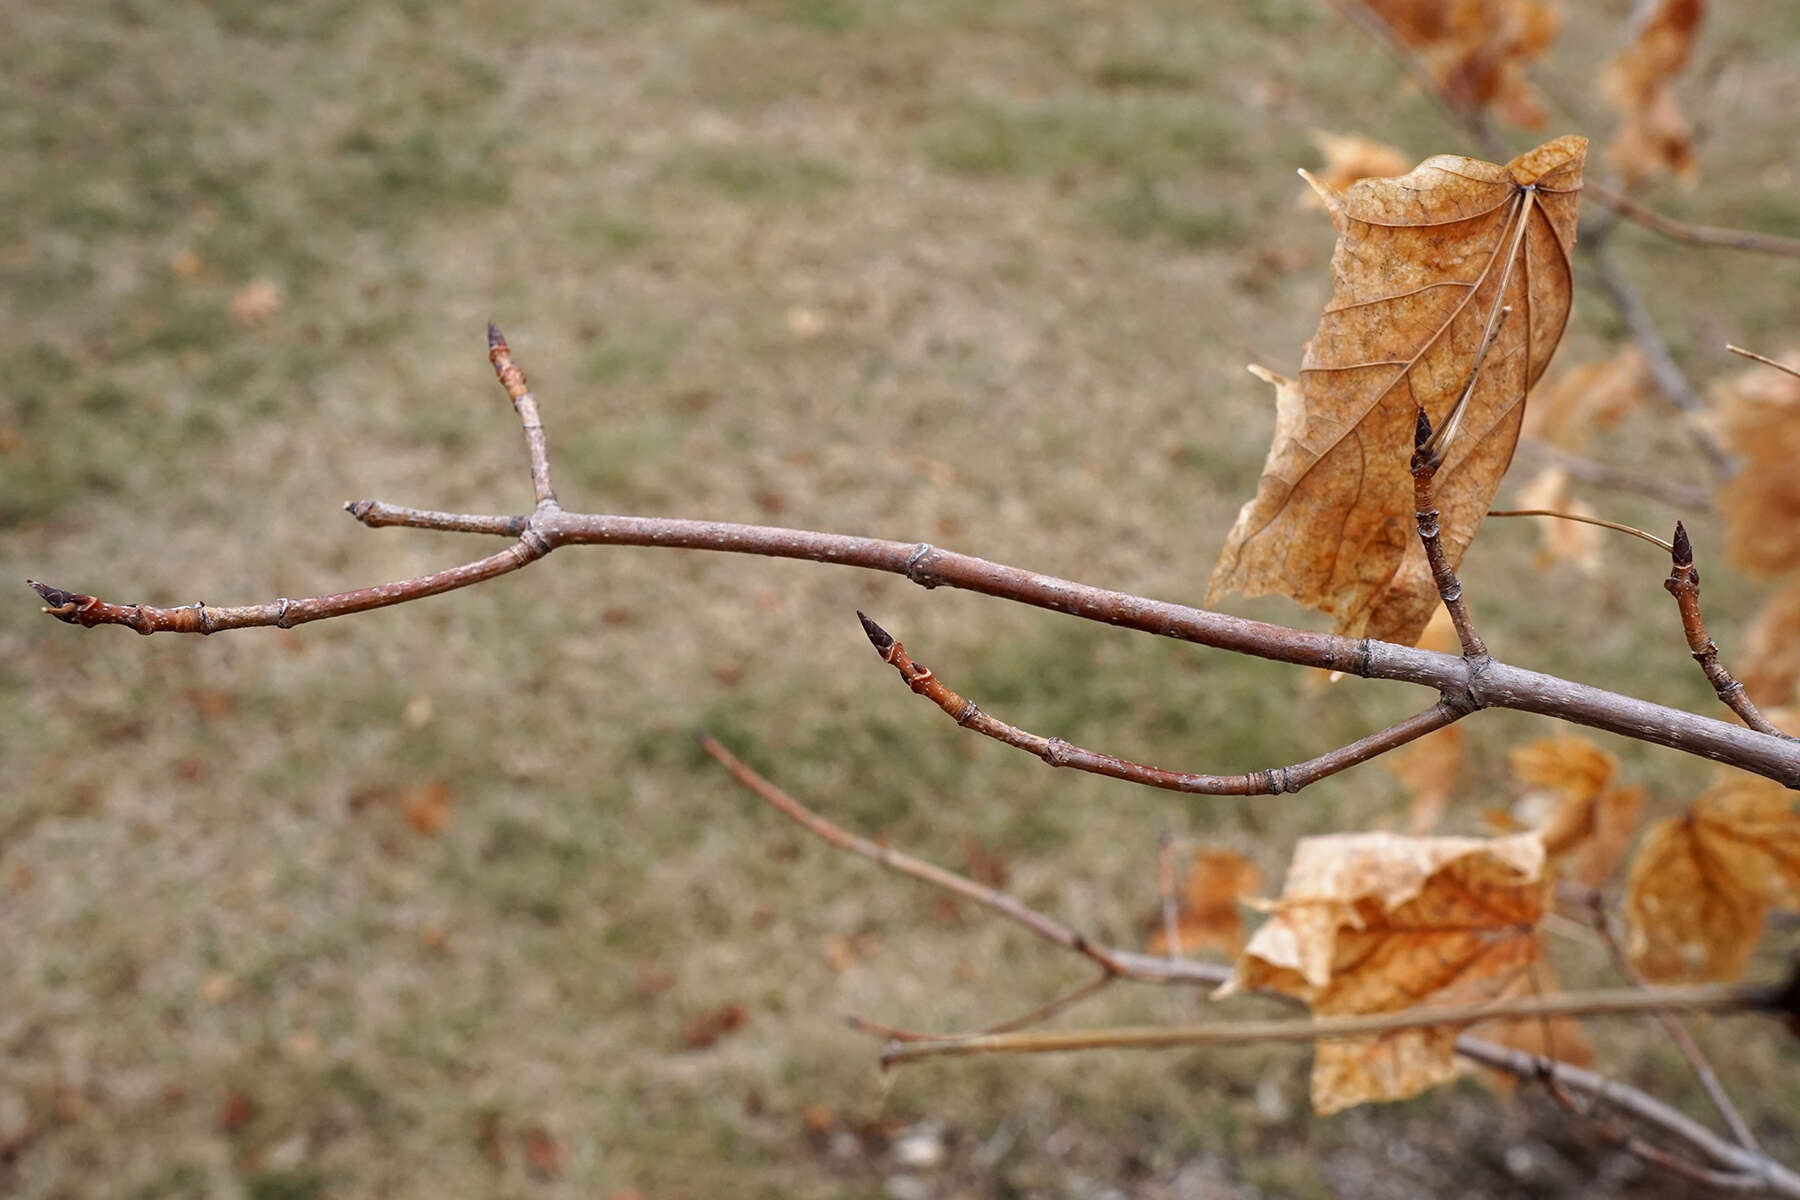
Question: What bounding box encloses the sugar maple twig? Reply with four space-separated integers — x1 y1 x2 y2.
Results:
1727 344 1800 379
697 738 1800 1194
1413 409 1488 661
857 611 1464 796
1665 522 1788 738
1589 183 1800 259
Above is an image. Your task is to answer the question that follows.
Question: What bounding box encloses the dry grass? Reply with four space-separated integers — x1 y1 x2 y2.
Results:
4 2 1799 1196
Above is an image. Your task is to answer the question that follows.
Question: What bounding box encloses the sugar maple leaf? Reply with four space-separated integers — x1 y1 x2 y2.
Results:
1360 0 1559 127
1209 136 1585 646
1145 848 1261 958
1601 0 1705 187
1626 775 1800 983
1220 831 1547 1114
1521 345 1649 452
1513 468 1602 575
1509 735 1643 889
1307 131 1411 199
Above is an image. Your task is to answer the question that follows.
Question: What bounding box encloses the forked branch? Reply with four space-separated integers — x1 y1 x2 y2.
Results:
27 330 1800 789
857 611 1464 796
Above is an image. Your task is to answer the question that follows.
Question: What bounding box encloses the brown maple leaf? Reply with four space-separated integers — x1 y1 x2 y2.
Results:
1509 735 1643 889
1513 468 1603 575
1625 774 1800 983
1601 0 1705 187
1358 0 1558 126
1712 349 1800 578
1521 345 1649 452
1221 831 1548 1114
1741 582 1800 707
1210 136 1586 646
1145 848 1261 958
1307 131 1411 199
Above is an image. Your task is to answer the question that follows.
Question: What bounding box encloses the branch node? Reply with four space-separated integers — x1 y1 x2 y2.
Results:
274 598 294 630
905 543 938 588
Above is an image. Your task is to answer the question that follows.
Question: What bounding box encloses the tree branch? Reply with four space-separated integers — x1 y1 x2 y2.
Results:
857 610 1465 796
1665 522 1789 738
1414 408 1489 661
1587 183 1800 259
701 736 1800 1195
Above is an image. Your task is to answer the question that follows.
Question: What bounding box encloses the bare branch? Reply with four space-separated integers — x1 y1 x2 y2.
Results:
1488 507 1673 552
1515 439 1712 510
488 322 557 509
1589 183 1800 259
849 971 1120 1043
1665 522 1790 738
347 500 525 536
876 980 1787 1064
1727 344 1800 380
700 736 1800 1193
857 611 1465 796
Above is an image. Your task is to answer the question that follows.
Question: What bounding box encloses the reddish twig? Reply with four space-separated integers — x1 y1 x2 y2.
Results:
698 736 1800 1192
29 329 1800 789
856 611 1464 797
1588 183 1800 259
1665 522 1788 738
488 322 558 509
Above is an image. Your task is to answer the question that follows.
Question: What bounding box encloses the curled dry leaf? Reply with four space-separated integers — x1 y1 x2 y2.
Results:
1712 350 1800 578
1626 774 1800 983
1220 831 1548 1114
1145 847 1262 958
1601 0 1704 187
1509 735 1642 889
1521 345 1649 452
1741 582 1800 707
1359 0 1559 126
1210 136 1585 646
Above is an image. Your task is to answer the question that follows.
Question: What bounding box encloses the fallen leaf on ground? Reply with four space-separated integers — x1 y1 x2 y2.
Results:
1209 136 1585 647
228 279 283 328
1626 774 1800 982
685 1003 748 1049
521 1124 562 1179
1221 831 1548 1113
1601 0 1704 187
402 780 452 837
1146 848 1261 957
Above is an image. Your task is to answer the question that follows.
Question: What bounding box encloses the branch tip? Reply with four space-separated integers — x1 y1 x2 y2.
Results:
486 321 504 351
1414 407 1433 450
1672 521 1692 568
856 610 894 655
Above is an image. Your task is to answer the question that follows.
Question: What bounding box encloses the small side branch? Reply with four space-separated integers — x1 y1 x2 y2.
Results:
1665 522 1788 738
1588 183 1800 259
856 612 1463 797
488 322 558 509
1413 410 1488 662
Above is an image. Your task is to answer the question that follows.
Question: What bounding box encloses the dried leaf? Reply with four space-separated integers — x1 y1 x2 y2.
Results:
1362 0 1559 126
228 279 283 328
521 1124 563 1180
1513 468 1602 574
1712 351 1800 578
1626 775 1800 982
401 780 453 837
1146 848 1262 957
1521 345 1649 452
1741 582 1800 706
1210 136 1585 646
1510 735 1643 888
684 1003 748 1049
1385 724 1463 834
1601 0 1704 187
1222 832 1548 1114
1307 132 1411 198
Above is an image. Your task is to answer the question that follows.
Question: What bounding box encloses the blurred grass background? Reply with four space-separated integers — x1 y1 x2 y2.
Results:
3 1 1799 1196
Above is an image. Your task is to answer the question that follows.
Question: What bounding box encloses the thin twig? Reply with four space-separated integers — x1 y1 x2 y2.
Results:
1665 522 1788 737
849 971 1119 1043
856 611 1465 797
1582 246 1734 474
488 322 558 509
347 501 526 536
701 738 1800 1193
1413 409 1488 661
1727 344 1800 380
1487 508 1672 552
1589 184 1800 259
1582 892 1763 1154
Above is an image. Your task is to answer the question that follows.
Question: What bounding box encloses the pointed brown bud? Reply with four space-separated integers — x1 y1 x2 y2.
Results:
487 321 504 352
856 611 894 656
1672 520 1692 567
1414 407 1433 450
